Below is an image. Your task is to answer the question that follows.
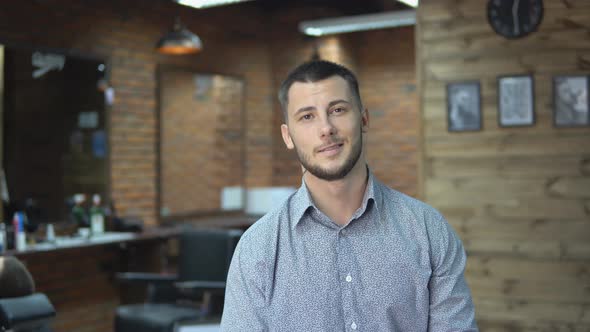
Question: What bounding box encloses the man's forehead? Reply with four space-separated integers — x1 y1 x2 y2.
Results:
289 75 348 91
287 76 352 105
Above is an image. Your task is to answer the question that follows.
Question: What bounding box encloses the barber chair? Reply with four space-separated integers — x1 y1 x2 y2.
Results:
114 228 242 332
0 257 56 332
0 294 55 332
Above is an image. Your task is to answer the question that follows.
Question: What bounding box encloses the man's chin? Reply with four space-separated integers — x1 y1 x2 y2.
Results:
306 165 351 181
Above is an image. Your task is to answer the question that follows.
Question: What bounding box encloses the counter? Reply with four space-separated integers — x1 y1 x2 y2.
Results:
4 227 181 332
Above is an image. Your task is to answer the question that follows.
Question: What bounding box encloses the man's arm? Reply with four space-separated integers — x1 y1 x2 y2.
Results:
221 239 267 331
427 212 478 332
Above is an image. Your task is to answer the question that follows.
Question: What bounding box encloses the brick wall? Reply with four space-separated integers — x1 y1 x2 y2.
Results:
356 27 419 197
1 1 273 331
0 0 275 226
1 0 419 222
0 2 420 331
159 70 244 215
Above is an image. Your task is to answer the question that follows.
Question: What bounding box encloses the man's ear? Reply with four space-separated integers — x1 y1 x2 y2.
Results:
361 108 369 133
281 124 294 149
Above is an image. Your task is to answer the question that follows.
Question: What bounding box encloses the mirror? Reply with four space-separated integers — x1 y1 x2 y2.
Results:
158 67 245 219
1 44 109 226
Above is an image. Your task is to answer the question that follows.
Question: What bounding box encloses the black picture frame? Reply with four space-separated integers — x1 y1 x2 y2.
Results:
497 74 535 127
446 81 482 132
553 75 590 127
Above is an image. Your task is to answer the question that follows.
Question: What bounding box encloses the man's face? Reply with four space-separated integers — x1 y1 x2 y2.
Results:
281 76 368 181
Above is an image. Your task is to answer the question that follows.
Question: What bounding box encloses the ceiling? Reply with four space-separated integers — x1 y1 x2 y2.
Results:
256 0 412 15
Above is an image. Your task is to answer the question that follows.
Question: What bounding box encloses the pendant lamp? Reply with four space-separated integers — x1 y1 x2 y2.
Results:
156 18 202 55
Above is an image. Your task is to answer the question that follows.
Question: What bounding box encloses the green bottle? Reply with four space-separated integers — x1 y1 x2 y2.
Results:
90 194 104 235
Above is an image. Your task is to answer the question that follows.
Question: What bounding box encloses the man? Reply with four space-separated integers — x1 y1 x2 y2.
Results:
221 60 478 331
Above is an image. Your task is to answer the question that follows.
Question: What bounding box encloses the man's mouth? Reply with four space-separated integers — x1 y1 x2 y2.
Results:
317 143 344 153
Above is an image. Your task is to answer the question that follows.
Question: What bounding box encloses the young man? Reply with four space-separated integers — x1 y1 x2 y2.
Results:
221 60 478 331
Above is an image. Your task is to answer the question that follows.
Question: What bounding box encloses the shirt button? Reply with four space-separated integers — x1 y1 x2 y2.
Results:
351 322 357 330
345 274 352 282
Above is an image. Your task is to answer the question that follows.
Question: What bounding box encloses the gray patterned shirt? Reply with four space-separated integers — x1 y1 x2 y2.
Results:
221 171 478 331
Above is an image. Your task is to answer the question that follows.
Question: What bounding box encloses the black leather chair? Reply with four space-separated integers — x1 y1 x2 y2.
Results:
0 293 55 332
0 256 56 332
114 228 242 332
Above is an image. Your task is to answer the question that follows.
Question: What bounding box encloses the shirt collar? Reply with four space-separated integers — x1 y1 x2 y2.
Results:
288 178 315 230
289 167 381 230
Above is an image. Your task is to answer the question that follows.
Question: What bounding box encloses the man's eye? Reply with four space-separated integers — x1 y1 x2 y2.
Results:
301 114 313 121
331 107 345 114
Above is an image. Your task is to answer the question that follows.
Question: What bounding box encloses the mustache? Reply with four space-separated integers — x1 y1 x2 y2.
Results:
315 139 344 153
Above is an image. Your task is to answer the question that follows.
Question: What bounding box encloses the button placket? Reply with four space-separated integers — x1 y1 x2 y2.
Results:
338 230 357 332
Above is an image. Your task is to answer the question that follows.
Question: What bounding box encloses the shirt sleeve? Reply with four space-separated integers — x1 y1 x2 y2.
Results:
427 211 478 332
221 237 268 331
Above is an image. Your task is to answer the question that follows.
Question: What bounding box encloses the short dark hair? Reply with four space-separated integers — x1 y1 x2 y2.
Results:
278 60 363 122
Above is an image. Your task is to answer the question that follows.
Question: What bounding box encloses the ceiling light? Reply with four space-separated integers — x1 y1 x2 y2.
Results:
299 10 416 36
156 18 202 55
398 0 418 7
174 0 255 9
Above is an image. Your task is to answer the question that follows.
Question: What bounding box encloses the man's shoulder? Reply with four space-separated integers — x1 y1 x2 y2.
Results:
376 180 441 218
376 180 458 248
237 195 292 250
243 208 282 238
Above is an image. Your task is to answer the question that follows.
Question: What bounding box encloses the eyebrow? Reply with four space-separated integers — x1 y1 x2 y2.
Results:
293 99 351 117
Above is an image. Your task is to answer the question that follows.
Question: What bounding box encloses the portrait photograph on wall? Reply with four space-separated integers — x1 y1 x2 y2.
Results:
553 75 589 127
498 75 535 127
446 81 481 132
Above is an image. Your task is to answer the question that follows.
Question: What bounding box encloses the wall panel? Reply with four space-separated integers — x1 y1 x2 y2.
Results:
418 0 590 329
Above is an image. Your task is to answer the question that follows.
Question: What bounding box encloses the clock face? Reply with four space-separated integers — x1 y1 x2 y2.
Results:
487 0 544 39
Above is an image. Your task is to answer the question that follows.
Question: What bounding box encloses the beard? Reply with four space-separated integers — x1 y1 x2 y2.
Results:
293 127 363 181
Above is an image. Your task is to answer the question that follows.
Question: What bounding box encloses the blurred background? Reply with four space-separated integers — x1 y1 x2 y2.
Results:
0 0 589 331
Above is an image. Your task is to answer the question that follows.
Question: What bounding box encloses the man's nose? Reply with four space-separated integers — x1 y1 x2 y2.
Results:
319 117 336 138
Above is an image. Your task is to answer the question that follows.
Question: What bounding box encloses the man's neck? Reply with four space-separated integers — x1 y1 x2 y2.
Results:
304 161 368 226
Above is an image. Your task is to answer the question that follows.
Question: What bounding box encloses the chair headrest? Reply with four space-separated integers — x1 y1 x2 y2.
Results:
0 293 56 330
0 256 35 298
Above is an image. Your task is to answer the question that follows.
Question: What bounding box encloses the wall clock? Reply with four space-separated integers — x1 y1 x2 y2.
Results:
487 0 544 39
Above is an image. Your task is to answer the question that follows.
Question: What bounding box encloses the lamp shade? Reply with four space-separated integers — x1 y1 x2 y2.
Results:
156 19 202 55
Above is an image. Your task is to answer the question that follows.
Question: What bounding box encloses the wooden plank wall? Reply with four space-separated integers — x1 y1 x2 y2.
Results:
416 1 590 331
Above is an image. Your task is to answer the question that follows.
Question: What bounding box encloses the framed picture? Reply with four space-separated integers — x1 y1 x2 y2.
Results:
498 75 535 127
446 81 482 132
553 75 589 127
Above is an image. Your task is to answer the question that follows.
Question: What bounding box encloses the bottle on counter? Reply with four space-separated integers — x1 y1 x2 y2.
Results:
0 222 6 253
71 193 89 227
45 223 55 244
12 212 26 251
90 194 105 235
